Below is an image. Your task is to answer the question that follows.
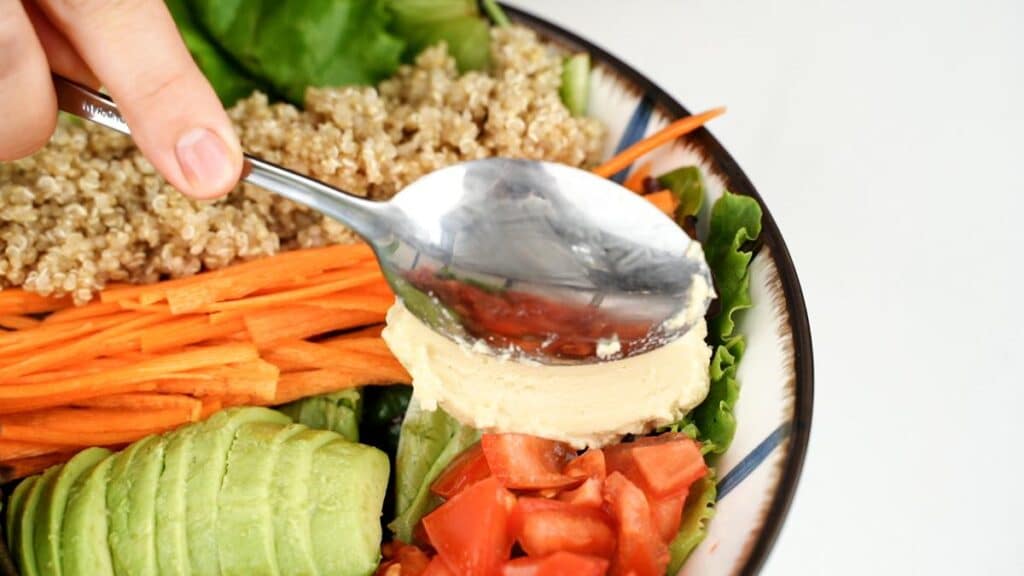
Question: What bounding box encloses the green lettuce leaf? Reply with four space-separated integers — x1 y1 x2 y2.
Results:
389 0 491 72
389 400 479 543
657 165 705 222
275 388 362 442
667 473 717 574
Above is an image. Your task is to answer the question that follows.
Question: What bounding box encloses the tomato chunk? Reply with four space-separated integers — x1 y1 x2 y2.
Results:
376 543 431 576
564 448 606 480
557 477 604 509
431 442 492 499
509 498 616 559
421 556 456 576
603 472 670 576
422 477 516 576
604 433 706 498
502 552 610 576
482 434 581 490
649 490 689 543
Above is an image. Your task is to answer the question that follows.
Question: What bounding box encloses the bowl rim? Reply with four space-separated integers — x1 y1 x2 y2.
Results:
500 4 814 574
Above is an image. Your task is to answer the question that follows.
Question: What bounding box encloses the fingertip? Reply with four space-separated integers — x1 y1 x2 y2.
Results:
174 126 242 199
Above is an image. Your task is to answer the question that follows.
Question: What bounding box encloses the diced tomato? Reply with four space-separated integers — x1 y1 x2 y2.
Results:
557 477 604 509
509 498 616 559
421 556 456 576
431 442 492 499
649 490 689 543
603 472 670 576
376 543 432 576
481 434 581 490
422 477 516 576
604 433 706 498
501 552 610 576
564 449 606 480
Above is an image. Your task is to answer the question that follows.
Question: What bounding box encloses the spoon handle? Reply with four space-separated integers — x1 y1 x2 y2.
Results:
52 74 391 240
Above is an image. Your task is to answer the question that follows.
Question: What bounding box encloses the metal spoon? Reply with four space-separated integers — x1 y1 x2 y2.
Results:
53 74 712 365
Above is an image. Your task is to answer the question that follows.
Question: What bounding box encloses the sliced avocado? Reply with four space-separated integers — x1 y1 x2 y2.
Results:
309 440 389 576
62 454 116 576
117 435 165 576
6 476 38 570
270 428 340 576
18 465 60 576
106 434 157 576
276 388 362 442
217 421 304 575
34 447 110 576
185 408 291 576
155 424 198 576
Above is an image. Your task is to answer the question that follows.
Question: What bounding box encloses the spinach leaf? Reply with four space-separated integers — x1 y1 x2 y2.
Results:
667 473 717 574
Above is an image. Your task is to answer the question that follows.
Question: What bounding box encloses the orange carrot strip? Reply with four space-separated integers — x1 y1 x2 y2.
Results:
205 269 385 313
326 325 386 340
0 423 180 447
2 406 196 431
243 307 383 347
152 360 278 401
593 107 726 178
0 343 259 412
0 451 77 481
0 315 41 330
43 301 123 324
644 190 677 216
0 289 72 316
199 398 223 419
73 393 202 414
623 161 653 194
302 292 395 314
271 368 408 405
115 301 173 314
262 339 408 377
140 315 246 354
5 357 142 385
0 439 65 461
0 312 135 355
320 335 395 357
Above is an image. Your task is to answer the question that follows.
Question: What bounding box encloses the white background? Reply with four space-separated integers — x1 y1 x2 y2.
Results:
507 1 1023 574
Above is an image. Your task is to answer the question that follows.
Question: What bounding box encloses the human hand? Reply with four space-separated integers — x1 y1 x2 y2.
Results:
0 0 243 199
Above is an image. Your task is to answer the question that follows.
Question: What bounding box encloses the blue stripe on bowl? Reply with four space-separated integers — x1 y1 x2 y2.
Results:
717 421 793 501
609 95 654 183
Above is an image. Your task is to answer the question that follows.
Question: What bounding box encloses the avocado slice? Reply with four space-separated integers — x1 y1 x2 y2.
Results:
276 388 362 442
217 422 305 575
6 476 38 570
309 440 389 576
185 408 290 576
106 434 157 576
117 435 165 576
271 428 340 576
61 454 116 576
18 465 60 576
34 447 110 576
154 424 197 576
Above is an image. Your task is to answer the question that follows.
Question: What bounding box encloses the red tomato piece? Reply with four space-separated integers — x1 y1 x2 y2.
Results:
481 434 581 490
603 472 670 576
557 477 604 509
421 556 456 576
509 498 616 559
422 477 516 576
649 489 689 544
501 552 610 576
564 449 606 480
604 433 707 498
431 442 492 499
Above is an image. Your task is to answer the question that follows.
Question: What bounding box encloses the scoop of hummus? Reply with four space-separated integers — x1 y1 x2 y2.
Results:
382 301 712 449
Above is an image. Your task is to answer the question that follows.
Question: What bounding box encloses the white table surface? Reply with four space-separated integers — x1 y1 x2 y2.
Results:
507 1 1024 574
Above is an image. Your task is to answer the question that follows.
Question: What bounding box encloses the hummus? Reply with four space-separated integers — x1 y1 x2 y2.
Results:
382 301 712 449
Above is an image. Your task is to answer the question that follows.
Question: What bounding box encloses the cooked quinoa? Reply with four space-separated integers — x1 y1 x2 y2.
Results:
0 26 605 302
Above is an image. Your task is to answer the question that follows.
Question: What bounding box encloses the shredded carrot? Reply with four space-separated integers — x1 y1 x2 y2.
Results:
140 315 246 354
623 161 653 194
243 307 383 347
272 368 408 405
0 315 41 330
644 190 677 217
73 393 203 414
0 289 72 316
302 292 395 314
0 451 77 481
199 398 223 419
0 422 182 447
321 334 395 355
2 406 197 431
204 269 386 313
43 301 123 324
0 439 65 461
593 107 726 178
262 339 409 377
0 312 136 357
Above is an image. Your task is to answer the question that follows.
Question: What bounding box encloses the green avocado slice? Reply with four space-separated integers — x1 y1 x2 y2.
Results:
310 440 389 576
185 408 291 576
34 447 110 576
61 454 116 576
155 424 198 576
106 434 158 576
118 436 165 576
6 476 39 571
217 422 304 575
271 428 340 576
18 465 60 576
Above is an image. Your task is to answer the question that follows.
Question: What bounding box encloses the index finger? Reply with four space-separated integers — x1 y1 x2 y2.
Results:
37 0 243 198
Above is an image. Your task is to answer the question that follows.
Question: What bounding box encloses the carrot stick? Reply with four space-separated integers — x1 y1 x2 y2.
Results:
204 269 385 313
152 360 278 401
2 406 197 429
592 107 726 178
73 393 202 413
140 315 246 353
43 301 123 324
262 339 408 376
0 439 65 461
0 315 41 330
321 334 395 356
644 190 677 216
0 289 72 315
623 161 653 194
302 292 395 314
243 307 383 347
0 312 135 356
0 451 77 481
115 301 173 314
326 325 385 340
5 357 141 385
0 423 181 447
271 368 408 405
199 398 223 419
